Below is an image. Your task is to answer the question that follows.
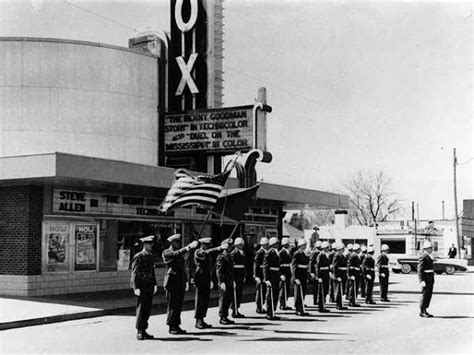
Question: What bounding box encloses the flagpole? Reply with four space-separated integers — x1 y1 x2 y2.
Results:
197 207 214 239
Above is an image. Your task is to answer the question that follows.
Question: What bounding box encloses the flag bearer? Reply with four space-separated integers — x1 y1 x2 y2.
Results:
194 237 222 329
263 237 281 320
162 234 198 334
418 241 435 318
230 237 246 318
377 244 391 302
131 235 157 340
254 237 269 314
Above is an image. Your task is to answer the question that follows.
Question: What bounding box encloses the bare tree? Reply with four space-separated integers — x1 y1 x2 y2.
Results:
344 169 402 226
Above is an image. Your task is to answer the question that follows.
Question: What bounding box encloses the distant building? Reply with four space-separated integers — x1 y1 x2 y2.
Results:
461 199 474 264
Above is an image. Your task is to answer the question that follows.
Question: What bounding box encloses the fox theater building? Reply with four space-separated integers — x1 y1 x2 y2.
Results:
0 1 348 296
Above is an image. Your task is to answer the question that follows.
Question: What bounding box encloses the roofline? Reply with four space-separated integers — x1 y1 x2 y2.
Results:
0 36 156 58
0 152 350 209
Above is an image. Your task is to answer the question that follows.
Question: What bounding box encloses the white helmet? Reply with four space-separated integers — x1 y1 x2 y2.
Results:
381 244 390 251
423 241 433 249
260 237 269 245
269 237 279 246
281 237 290 246
234 237 245 246
297 239 307 247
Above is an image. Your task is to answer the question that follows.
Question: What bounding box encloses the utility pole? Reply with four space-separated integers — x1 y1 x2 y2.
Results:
442 200 445 220
453 148 461 258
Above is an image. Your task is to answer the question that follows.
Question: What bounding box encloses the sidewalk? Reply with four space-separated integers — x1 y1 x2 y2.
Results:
0 286 256 331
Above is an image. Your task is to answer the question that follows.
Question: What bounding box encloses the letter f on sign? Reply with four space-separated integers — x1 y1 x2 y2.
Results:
175 54 199 95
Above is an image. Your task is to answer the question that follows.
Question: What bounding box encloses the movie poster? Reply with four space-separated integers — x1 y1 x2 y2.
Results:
45 222 70 272
74 224 97 271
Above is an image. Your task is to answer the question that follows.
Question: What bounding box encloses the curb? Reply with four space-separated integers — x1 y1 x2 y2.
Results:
0 290 256 331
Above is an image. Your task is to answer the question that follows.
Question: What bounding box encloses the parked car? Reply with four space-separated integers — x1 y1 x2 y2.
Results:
392 257 467 275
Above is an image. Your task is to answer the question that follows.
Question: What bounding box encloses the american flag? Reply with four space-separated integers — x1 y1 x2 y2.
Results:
159 168 232 212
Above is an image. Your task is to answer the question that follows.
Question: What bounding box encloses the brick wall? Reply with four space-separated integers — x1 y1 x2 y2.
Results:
0 186 43 275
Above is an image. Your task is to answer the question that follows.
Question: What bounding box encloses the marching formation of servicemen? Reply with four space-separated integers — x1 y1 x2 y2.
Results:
130 233 435 340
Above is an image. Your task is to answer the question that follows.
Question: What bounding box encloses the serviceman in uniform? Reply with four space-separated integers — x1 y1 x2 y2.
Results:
332 242 348 310
418 241 435 317
347 243 362 307
253 237 269 314
359 246 368 298
162 234 198 334
230 237 246 318
292 238 310 316
194 237 222 329
216 238 235 325
130 235 157 340
377 244 390 302
309 240 322 306
315 241 331 312
344 243 353 300
328 242 337 302
362 246 376 304
278 237 292 310
263 237 281 320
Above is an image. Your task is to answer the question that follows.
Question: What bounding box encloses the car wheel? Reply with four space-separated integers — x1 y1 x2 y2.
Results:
401 264 412 274
445 265 456 275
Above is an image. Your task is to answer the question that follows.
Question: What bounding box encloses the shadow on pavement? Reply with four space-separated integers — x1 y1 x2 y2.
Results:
235 322 280 326
390 291 474 296
278 318 326 322
273 330 349 335
212 326 264 331
152 337 213 341
240 337 340 342
433 316 474 319
186 331 238 336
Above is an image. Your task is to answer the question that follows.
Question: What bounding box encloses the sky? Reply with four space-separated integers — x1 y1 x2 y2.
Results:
0 0 472 220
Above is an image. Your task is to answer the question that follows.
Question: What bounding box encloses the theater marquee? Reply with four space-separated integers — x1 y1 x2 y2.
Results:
164 105 255 153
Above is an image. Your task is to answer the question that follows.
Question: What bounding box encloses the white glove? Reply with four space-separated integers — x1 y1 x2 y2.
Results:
188 240 199 250
210 281 214 289
265 280 272 287
336 277 342 282
153 285 157 295
366 275 372 280
318 278 323 283
311 273 316 279
295 279 301 286
255 277 261 284
134 288 141 297
350 276 356 281
420 281 426 288
280 275 286 281
185 282 189 292
380 273 386 278
220 283 226 292
243 278 247 284
329 272 334 278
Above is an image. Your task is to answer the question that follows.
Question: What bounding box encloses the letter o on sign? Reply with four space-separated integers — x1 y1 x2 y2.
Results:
175 0 198 33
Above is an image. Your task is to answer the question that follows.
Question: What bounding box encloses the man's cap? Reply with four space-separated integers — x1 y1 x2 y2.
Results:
428 220 434 224
321 241 329 249
260 237 269 245
199 237 212 244
234 237 245 246
332 242 337 249
269 237 279 246
347 243 353 251
423 241 433 249
167 234 181 242
367 246 374 253
297 238 307 247
313 225 319 230
381 244 390 251
281 237 290 246
315 241 322 248
353 243 361 251
140 235 155 243
335 242 345 250
361 246 367 252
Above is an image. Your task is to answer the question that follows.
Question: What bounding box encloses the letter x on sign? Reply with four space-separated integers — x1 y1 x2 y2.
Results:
175 53 199 95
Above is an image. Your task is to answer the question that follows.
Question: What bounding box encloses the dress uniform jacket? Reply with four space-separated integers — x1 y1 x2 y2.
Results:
263 248 280 316
194 247 220 319
332 251 348 308
347 252 361 304
130 250 156 331
359 252 367 297
230 248 246 312
216 250 234 318
291 249 309 313
362 254 375 302
253 247 267 312
316 251 331 310
309 248 320 304
278 248 292 307
162 247 188 326
377 252 390 300
418 252 435 311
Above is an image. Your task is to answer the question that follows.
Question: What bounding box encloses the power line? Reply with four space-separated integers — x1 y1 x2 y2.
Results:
458 157 474 166
63 0 137 32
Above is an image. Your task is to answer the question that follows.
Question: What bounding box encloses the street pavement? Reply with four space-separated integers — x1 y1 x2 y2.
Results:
1 272 473 354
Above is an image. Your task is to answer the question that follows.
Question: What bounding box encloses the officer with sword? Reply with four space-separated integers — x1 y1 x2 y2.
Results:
263 237 281 320
230 237 246 319
315 241 331 312
253 237 269 314
292 238 310 316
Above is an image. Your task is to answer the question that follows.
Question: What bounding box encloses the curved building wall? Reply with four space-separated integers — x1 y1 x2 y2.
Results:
0 38 159 165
